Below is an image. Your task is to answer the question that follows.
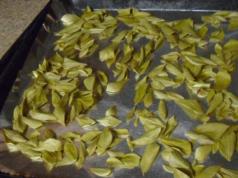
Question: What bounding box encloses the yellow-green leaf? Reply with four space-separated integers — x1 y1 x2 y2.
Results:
140 143 160 174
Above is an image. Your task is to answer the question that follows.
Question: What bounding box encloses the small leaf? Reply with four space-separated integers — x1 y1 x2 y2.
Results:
38 138 62 152
134 77 148 105
81 131 101 143
97 128 113 155
132 128 161 146
22 116 42 129
3 129 27 143
90 168 112 177
195 145 212 163
57 140 78 166
76 114 96 127
206 93 223 114
121 153 140 169
174 99 207 121
140 143 160 174
61 14 80 26
194 122 229 140
143 87 153 107
158 100 168 119
98 116 121 127
161 149 191 171
218 130 236 161
29 110 56 122
215 70 231 90
174 169 190 178
105 105 118 117
210 30 224 43
195 166 220 178
106 79 128 95
185 131 214 145
160 138 192 156
83 75 95 90
107 157 123 168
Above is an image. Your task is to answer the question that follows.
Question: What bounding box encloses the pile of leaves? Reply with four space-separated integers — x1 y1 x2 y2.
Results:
3 8 238 177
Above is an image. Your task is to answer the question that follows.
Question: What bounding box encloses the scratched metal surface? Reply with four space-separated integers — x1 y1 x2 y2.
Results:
0 1 238 178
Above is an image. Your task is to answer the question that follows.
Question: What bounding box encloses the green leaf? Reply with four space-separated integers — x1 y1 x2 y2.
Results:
194 122 229 140
81 130 101 143
174 99 207 121
76 114 96 127
106 79 128 95
219 168 238 178
83 75 95 90
57 140 78 166
158 100 168 119
185 131 214 145
105 106 117 117
107 157 123 168
215 70 231 90
206 93 223 114
134 77 148 105
90 168 112 177
143 87 153 108
163 116 177 136
174 169 190 178
38 138 62 152
22 117 42 129
3 129 27 143
61 14 80 26
98 116 121 127
29 110 56 122
121 153 140 169
228 17 238 31
210 30 224 43
132 128 161 146
140 143 160 174
195 166 220 178
195 145 212 163
160 138 192 156
97 128 113 155
161 149 191 171
218 130 236 161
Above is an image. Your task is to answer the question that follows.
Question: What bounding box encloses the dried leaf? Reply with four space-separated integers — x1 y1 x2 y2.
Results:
194 122 229 140
106 79 128 95
140 143 160 174
195 145 212 163
38 138 62 152
3 129 27 143
132 128 161 146
215 70 231 90
90 168 112 177
206 93 223 114
174 99 207 121
160 138 192 156
134 77 148 105
97 128 113 155
22 116 43 129
161 149 191 171
121 153 140 169
98 116 121 127
195 166 220 178
76 114 96 127
218 130 236 161
158 100 168 119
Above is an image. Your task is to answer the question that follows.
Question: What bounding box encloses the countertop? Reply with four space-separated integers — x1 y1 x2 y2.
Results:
0 0 49 60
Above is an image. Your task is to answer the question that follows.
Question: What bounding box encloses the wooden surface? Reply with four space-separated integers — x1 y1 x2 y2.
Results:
0 0 49 60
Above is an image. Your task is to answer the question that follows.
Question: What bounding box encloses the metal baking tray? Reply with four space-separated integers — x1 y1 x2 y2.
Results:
0 0 238 178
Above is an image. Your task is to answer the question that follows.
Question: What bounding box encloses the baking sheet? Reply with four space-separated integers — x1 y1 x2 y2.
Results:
0 1 238 178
